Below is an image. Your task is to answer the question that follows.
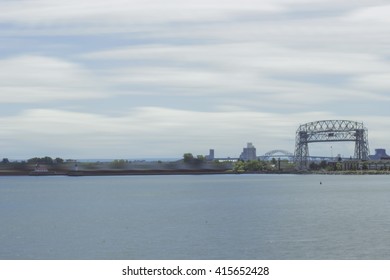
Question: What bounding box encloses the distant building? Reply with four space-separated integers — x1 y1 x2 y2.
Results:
205 149 215 161
240 143 257 161
370 148 390 160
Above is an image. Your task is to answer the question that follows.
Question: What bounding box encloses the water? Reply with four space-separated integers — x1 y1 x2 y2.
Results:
1 174 390 260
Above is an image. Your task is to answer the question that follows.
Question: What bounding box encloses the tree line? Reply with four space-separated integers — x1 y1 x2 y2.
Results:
1 157 68 170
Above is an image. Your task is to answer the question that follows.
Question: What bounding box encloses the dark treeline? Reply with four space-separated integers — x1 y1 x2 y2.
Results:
1 157 67 170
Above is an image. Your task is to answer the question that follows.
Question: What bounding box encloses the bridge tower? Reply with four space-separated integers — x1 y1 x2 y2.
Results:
294 120 370 170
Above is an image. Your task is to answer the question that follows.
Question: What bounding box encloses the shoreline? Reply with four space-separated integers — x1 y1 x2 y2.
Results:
0 169 235 176
1 169 390 176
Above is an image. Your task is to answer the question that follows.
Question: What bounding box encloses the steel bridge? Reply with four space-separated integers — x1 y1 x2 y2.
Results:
259 150 294 161
216 150 327 162
294 120 370 170
215 150 295 162
260 151 337 162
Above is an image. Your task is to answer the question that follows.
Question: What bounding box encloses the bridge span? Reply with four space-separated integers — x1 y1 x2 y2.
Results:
294 120 370 169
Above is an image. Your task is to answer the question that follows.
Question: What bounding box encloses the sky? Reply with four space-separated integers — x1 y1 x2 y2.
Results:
1 0 390 160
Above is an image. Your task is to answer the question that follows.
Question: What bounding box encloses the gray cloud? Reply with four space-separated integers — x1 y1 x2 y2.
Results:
0 0 390 158
0 55 107 103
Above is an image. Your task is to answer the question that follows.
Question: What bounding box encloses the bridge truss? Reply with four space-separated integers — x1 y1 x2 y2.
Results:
260 150 294 161
294 120 370 169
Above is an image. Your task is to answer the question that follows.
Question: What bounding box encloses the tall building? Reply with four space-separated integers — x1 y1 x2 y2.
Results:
240 143 257 161
205 149 215 161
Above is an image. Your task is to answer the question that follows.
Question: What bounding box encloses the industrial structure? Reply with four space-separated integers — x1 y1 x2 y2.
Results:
370 149 390 160
294 120 370 170
205 149 215 161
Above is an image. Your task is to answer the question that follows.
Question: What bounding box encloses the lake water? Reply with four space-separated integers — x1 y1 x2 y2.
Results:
1 174 390 260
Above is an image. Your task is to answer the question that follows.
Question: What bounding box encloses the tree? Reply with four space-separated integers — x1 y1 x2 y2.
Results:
27 156 54 165
110 159 127 169
194 155 205 165
183 153 194 163
309 162 319 170
319 160 328 169
233 161 245 173
2 158 9 164
42 156 54 165
54 157 64 164
245 160 261 171
196 155 205 161
27 157 40 164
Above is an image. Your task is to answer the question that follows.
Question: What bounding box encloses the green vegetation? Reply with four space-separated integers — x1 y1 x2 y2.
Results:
0 159 28 171
0 157 107 176
110 159 128 169
3 153 389 176
309 160 328 170
182 153 206 165
182 153 233 170
233 160 265 172
0 156 67 171
183 153 194 163
306 160 390 173
233 158 296 173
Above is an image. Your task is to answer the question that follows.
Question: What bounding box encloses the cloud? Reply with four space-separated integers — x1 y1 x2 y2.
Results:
82 42 390 110
1 0 390 158
1 0 384 28
0 107 321 158
0 0 283 27
0 55 107 103
2 107 388 159
345 4 390 22
348 73 390 92
84 42 390 76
